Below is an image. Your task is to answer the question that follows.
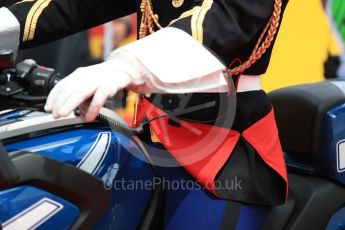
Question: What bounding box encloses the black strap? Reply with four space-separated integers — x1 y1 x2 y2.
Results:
219 201 241 230
0 142 18 189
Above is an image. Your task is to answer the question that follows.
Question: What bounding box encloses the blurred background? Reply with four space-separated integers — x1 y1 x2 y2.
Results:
17 15 137 77
262 0 345 91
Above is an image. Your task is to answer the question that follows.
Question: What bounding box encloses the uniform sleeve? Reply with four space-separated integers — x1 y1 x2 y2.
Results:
7 0 136 48
0 0 22 7
169 0 275 61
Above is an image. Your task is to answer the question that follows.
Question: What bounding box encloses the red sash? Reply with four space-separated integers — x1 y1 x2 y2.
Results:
132 98 288 198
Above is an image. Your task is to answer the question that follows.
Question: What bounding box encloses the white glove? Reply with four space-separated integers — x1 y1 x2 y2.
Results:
44 58 140 122
0 7 20 56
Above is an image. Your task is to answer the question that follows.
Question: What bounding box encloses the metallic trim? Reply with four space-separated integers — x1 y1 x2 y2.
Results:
15 0 35 4
169 0 214 43
191 0 214 43
169 6 201 26
0 112 84 140
172 0 184 8
23 0 52 42
3 198 63 230
0 108 123 140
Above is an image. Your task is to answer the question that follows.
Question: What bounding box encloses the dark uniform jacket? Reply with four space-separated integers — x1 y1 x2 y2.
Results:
2 0 288 75
2 0 289 205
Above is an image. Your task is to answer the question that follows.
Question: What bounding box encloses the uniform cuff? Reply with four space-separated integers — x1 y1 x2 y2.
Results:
107 27 228 93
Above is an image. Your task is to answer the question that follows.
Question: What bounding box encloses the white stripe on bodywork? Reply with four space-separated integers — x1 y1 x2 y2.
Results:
337 140 345 172
3 198 63 230
8 137 81 155
0 110 13 116
0 108 125 140
0 113 83 140
77 132 111 175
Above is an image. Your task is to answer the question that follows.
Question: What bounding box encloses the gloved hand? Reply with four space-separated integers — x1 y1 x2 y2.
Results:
44 58 143 122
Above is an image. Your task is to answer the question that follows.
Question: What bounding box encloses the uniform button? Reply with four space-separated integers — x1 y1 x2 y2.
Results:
172 0 184 8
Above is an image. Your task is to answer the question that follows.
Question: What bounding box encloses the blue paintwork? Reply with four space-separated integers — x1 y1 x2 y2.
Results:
94 153 154 229
6 128 102 166
317 103 345 185
326 206 345 230
0 186 79 229
150 160 271 230
2 118 155 229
